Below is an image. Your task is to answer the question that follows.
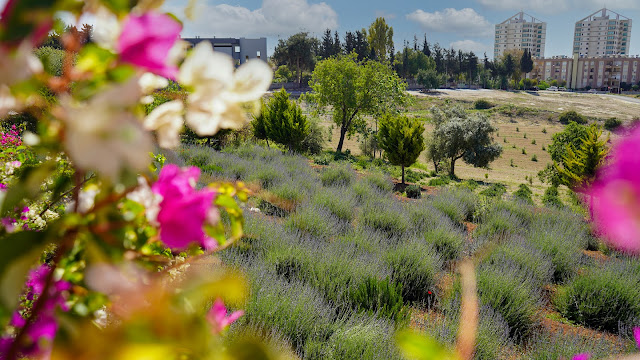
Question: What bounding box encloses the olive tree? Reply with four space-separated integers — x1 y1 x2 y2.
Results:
306 54 408 153
378 114 425 185
428 106 502 177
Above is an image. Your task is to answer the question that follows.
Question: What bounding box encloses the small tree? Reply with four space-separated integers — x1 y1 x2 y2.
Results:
378 114 425 185
559 110 587 124
251 88 309 152
556 124 609 188
538 121 588 185
428 106 503 177
416 68 443 91
306 54 409 153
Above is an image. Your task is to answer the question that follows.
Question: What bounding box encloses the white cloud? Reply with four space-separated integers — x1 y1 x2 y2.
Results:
166 0 338 38
477 0 639 14
406 8 492 37
450 40 491 55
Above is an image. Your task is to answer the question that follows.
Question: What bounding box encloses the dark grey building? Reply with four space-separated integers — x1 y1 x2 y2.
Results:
182 37 267 65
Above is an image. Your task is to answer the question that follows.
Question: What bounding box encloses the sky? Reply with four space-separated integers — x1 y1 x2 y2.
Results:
2 0 640 59
160 0 640 59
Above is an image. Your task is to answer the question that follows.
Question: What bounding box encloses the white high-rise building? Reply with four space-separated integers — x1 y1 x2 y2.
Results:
494 12 546 59
573 8 631 57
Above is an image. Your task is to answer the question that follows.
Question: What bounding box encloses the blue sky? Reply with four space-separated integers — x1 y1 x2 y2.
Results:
164 0 640 59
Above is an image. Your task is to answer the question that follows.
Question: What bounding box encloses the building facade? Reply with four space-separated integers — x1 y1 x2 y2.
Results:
182 37 267 65
530 55 640 90
494 12 546 59
573 8 632 57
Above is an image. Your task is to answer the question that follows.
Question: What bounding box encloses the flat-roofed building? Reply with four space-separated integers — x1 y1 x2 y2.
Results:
182 37 267 65
530 54 640 90
573 8 631 57
494 11 546 59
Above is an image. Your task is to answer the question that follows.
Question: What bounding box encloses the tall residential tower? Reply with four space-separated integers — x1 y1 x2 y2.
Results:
573 8 631 57
494 12 546 59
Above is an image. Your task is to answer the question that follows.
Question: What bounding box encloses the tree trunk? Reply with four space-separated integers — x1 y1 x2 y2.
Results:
266 139 270 148
432 159 439 174
401 165 405 185
449 158 456 178
336 124 347 153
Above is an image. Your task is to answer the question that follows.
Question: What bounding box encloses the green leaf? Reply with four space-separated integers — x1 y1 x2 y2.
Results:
396 330 458 360
1 161 57 216
0 231 52 308
76 44 116 74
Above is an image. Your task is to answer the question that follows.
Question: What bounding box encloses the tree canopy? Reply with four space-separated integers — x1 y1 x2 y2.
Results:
428 106 503 177
272 32 318 84
306 54 409 153
367 17 394 62
378 114 425 184
555 124 609 188
252 89 309 152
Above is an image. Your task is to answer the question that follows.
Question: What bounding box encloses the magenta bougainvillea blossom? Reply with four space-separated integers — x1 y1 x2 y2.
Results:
635 327 640 349
571 354 590 360
1 125 21 146
116 12 182 79
206 298 244 334
152 164 218 250
587 125 640 253
0 264 70 358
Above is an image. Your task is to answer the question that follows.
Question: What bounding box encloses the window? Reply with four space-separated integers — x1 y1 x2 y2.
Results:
256 51 261 57
234 46 240 53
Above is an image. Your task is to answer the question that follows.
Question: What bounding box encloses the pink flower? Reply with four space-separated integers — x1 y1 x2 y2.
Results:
1 264 70 358
634 327 640 349
572 354 590 360
117 13 182 80
587 125 640 253
152 164 219 250
206 298 244 334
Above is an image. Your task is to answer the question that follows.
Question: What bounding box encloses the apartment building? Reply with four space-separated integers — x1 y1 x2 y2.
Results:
530 55 640 90
494 12 546 59
182 37 267 65
573 8 632 57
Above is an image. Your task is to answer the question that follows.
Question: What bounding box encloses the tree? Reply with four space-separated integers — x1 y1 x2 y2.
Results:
354 29 369 61
503 54 516 81
306 54 409 153
367 17 394 62
556 124 609 188
333 31 342 56
378 114 425 185
538 121 589 185
416 68 443 91
428 106 503 177
520 49 534 75
320 29 334 59
272 32 317 84
251 88 309 152
422 35 431 57
344 31 356 54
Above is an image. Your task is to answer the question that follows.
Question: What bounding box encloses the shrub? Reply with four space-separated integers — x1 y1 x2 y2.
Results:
361 201 409 235
554 261 640 332
484 240 554 288
314 317 401 360
34 46 66 76
430 188 477 224
300 117 326 154
405 185 421 199
480 183 507 198
542 186 563 208
286 205 343 238
513 184 533 204
474 99 494 110
405 169 427 183
531 154 538 161
363 171 393 193
527 330 629 360
604 117 623 131
476 265 540 340
385 239 442 303
428 175 451 186
320 164 355 187
423 226 465 261
559 110 587 125
312 187 357 222
350 277 408 324
313 153 332 165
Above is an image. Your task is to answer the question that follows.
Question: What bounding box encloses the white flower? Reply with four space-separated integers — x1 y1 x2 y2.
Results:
139 72 169 94
0 42 43 85
178 42 272 136
60 79 152 180
93 306 108 329
92 8 121 51
126 176 161 225
144 100 184 149
66 187 99 213
22 131 40 146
